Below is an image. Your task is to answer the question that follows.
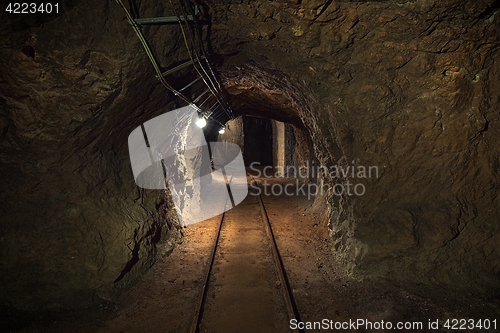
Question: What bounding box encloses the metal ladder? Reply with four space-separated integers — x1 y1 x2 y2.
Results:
115 0 235 129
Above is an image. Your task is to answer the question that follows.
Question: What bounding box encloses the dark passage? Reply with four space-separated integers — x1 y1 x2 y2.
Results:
243 116 273 167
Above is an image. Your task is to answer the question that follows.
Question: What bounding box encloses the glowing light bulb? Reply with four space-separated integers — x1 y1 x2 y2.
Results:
196 117 206 128
218 127 225 134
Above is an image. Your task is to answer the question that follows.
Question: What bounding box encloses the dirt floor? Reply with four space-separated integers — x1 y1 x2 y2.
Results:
199 194 289 333
4 175 500 333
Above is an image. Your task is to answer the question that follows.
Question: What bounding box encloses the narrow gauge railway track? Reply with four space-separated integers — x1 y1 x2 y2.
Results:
190 177 305 333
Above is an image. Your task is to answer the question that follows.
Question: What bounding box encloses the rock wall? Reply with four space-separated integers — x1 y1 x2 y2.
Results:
218 117 244 148
0 0 186 310
207 0 500 294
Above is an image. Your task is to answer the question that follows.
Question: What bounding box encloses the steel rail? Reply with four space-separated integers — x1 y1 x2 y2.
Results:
191 177 305 333
252 177 304 333
189 211 225 333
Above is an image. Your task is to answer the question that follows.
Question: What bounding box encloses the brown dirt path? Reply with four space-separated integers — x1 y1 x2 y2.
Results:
199 194 290 333
8 176 500 333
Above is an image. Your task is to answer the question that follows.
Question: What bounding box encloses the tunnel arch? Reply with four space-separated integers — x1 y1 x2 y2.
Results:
213 66 360 274
219 65 345 160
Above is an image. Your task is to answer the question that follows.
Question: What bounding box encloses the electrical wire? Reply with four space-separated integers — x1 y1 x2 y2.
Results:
179 0 234 120
169 0 233 122
115 0 232 129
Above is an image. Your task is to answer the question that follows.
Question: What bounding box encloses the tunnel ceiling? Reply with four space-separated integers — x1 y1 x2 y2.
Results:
221 67 306 126
0 0 499 311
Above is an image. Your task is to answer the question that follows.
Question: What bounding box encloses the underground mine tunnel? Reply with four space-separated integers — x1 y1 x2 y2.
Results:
1 0 500 332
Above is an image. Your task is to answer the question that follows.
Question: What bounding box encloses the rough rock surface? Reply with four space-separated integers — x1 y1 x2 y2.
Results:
207 0 500 294
0 0 499 312
0 0 185 310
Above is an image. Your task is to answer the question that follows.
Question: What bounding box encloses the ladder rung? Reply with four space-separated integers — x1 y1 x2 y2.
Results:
193 89 210 103
134 15 194 25
206 103 221 117
134 6 200 25
179 77 202 92
161 59 194 76
161 55 206 77
207 102 219 112
199 94 213 108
